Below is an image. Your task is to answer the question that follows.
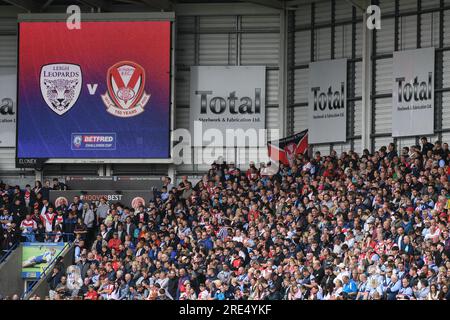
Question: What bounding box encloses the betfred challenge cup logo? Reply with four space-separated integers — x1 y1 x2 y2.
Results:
73 135 82 148
101 61 150 118
40 63 82 116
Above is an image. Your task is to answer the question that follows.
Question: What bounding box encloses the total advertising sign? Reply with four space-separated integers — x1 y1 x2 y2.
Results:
16 21 171 160
308 59 347 144
190 66 266 146
392 47 435 137
0 70 16 147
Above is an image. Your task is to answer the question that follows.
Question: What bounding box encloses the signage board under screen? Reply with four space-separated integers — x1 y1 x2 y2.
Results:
16 20 172 161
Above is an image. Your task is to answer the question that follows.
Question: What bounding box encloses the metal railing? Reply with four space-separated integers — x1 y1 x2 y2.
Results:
0 242 19 264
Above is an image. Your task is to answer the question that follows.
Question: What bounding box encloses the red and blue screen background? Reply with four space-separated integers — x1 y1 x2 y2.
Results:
17 21 171 159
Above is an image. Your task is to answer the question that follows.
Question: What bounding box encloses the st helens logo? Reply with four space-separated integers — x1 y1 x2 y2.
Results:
101 61 150 117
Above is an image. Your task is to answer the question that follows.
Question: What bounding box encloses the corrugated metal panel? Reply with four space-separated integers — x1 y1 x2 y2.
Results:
266 69 279 105
375 57 393 94
374 136 393 151
194 147 225 171
295 30 310 65
421 0 440 10
374 98 392 134
312 145 330 155
0 18 16 35
266 128 279 144
177 16 195 33
199 16 236 30
295 6 311 28
400 15 417 50
176 33 195 67
293 106 308 133
376 18 395 54
399 0 418 12
445 10 450 46
314 1 331 24
294 68 308 104
379 0 396 14
240 32 279 65
173 145 194 173
354 100 362 136
241 15 279 30
333 141 352 154
0 35 16 67
175 70 190 107
355 22 363 58
175 107 190 129
443 51 450 89
266 107 279 131
353 139 361 153
0 148 16 171
397 137 416 150
442 92 450 129
237 147 269 165
334 24 352 59
420 12 440 48
334 0 353 22
199 33 232 65
442 132 450 146
314 27 331 61
355 61 362 98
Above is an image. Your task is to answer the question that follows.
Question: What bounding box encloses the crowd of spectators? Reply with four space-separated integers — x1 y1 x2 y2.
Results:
1 136 450 300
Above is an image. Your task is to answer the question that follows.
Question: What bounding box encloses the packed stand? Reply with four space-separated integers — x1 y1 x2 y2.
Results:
1 137 450 300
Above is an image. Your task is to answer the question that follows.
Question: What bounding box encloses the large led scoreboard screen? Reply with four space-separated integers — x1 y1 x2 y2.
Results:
17 19 171 160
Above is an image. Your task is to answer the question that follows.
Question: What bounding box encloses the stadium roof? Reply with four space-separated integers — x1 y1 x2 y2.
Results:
0 0 329 12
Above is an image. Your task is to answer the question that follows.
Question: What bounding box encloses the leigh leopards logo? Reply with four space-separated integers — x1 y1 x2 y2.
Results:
101 61 150 118
40 63 82 116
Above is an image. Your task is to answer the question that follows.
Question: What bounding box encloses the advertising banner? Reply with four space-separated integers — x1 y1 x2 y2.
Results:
308 59 347 144
392 47 435 137
49 190 154 209
190 66 266 146
17 21 171 159
0 70 16 147
22 242 65 278
64 176 163 190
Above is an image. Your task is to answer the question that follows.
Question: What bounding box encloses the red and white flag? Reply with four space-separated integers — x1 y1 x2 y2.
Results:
267 129 308 166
